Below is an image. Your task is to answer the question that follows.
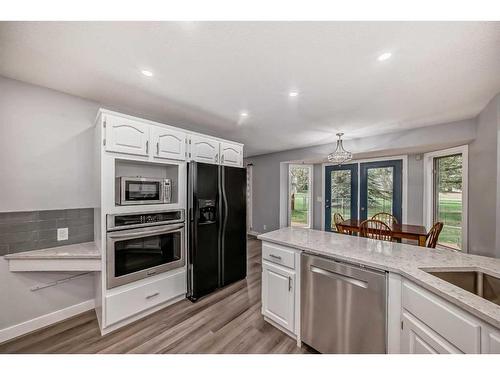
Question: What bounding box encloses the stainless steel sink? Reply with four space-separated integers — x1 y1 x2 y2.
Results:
425 270 500 306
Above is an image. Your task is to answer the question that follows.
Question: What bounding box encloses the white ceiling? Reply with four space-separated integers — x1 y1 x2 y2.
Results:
1 21 499 156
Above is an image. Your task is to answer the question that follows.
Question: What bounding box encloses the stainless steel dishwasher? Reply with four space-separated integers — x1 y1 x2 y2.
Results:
301 253 387 353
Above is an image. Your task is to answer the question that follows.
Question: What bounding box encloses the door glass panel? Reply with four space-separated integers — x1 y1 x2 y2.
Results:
434 154 463 250
114 232 181 277
125 181 160 201
290 166 311 228
367 167 394 219
331 170 352 224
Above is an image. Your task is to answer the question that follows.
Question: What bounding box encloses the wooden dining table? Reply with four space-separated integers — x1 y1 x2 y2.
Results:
337 219 428 246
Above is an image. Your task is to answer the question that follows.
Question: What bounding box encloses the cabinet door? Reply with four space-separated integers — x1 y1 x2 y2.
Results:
220 142 243 167
105 115 150 156
189 135 220 164
482 327 500 354
262 261 295 333
152 126 186 161
401 311 462 354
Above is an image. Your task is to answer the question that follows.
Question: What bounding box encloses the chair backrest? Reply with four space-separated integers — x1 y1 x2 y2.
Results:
333 212 344 232
426 222 444 248
371 212 398 226
333 213 351 234
359 219 393 242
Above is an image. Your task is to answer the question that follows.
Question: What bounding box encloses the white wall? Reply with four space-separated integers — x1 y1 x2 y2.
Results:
0 76 100 212
0 76 99 338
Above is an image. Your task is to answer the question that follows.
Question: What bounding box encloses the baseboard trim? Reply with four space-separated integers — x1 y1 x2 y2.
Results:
0 299 95 344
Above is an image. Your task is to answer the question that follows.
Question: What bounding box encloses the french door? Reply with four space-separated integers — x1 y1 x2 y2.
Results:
325 159 403 231
324 164 358 232
360 160 403 222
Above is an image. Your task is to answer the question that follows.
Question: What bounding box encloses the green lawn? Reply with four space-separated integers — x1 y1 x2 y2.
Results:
291 192 309 226
437 198 462 249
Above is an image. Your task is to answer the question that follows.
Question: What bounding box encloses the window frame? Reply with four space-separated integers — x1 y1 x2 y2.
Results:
288 164 314 229
423 145 469 252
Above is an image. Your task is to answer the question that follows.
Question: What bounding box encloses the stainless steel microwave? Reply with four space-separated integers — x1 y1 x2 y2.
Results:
115 177 172 205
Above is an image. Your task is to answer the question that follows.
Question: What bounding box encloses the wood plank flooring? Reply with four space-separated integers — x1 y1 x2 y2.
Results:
0 238 315 354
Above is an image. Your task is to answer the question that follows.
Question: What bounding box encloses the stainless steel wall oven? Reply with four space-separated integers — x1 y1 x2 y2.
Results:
106 210 185 289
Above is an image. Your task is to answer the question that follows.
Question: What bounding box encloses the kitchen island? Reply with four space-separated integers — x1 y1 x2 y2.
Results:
258 227 500 354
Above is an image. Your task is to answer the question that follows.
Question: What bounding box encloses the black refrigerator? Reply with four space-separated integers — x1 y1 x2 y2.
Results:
187 161 247 301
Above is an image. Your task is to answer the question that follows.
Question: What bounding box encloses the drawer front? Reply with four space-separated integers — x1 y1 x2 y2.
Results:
105 270 186 326
262 242 296 269
402 281 481 353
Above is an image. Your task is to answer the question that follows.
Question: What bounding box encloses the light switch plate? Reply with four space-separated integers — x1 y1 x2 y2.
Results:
57 227 69 241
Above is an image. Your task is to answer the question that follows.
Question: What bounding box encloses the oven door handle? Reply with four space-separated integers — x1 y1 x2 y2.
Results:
108 224 184 239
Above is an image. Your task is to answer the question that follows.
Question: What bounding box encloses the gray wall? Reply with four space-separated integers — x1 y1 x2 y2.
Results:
0 77 98 333
469 94 500 258
245 118 475 236
0 76 100 212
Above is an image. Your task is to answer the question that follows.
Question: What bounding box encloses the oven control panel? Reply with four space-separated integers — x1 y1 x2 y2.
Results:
107 209 185 231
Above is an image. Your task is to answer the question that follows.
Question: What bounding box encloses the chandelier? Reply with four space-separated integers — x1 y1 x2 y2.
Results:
327 133 352 165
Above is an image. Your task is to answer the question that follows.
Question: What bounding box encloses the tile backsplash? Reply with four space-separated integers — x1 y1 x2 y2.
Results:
0 208 94 256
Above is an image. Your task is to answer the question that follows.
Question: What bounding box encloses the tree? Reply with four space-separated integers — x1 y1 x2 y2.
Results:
290 167 309 193
436 154 462 192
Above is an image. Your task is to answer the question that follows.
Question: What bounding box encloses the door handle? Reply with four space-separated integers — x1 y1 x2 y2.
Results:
310 265 368 289
361 207 365 211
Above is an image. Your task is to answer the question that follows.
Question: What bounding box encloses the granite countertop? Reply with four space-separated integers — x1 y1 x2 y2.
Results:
258 227 500 329
4 242 100 260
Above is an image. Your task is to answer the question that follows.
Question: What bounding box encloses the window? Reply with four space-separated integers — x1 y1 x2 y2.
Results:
288 164 313 228
433 154 463 250
424 146 468 251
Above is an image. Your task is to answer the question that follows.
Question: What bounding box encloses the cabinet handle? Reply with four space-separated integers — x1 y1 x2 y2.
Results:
288 276 292 291
146 140 149 154
156 142 159 155
221 155 225 163
215 153 218 163
269 254 282 260
146 292 159 299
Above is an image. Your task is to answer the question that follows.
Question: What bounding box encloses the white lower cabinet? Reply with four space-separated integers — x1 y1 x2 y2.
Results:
105 269 186 327
401 311 462 353
262 261 295 333
400 280 500 354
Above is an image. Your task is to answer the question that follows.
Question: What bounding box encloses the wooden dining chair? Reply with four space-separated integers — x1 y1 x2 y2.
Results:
333 213 349 234
371 212 398 226
426 222 444 248
359 219 393 242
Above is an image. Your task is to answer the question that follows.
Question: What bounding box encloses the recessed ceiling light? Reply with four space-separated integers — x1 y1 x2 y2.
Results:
240 111 249 117
289 91 299 97
377 52 392 62
141 70 153 77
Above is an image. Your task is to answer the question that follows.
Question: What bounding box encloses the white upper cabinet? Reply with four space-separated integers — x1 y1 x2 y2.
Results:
220 142 243 167
152 126 186 161
189 135 220 165
99 110 243 165
105 115 150 156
